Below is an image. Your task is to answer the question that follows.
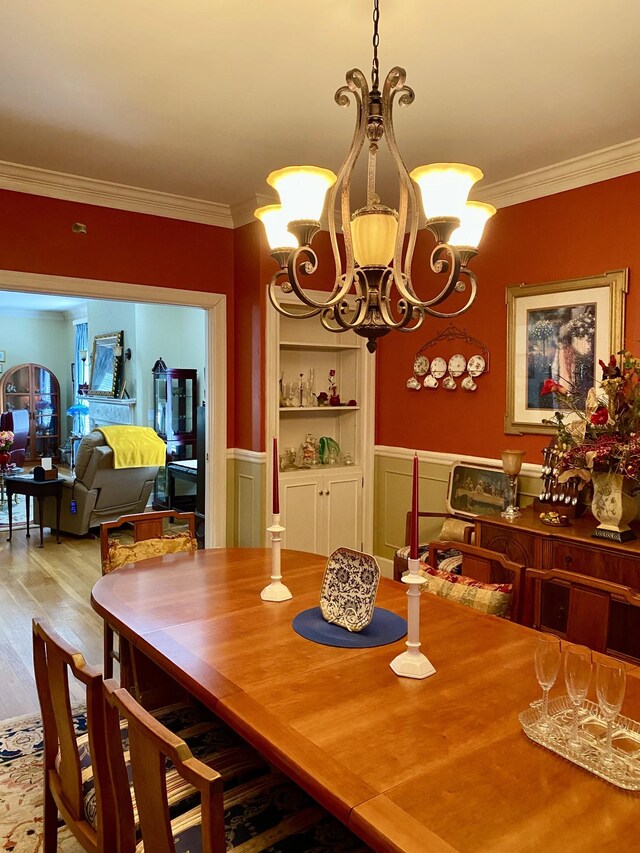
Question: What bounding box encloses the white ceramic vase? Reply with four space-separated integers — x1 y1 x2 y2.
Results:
591 472 638 541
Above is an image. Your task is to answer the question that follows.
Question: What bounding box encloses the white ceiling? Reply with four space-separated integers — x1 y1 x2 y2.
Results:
1 1 640 210
0 291 86 313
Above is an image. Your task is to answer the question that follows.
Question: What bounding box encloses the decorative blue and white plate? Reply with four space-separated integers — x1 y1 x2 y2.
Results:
319 547 380 632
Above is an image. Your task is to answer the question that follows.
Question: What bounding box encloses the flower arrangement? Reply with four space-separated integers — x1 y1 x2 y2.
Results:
0 429 14 452
541 351 640 492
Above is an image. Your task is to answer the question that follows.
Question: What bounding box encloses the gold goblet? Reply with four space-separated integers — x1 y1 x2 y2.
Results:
501 449 526 519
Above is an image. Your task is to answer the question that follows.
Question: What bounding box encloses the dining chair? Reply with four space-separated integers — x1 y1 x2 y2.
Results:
393 510 474 581
33 618 271 853
526 567 640 663
99 509 197 692
32 617 119 853
103 679 370 853
421 540 526 622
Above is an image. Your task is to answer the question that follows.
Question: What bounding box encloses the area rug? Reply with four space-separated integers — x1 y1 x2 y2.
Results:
0 494 28 531
0 708 87 852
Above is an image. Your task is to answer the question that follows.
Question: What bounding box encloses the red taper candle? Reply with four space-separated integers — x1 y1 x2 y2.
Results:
409 453 419 559
272 436 280 514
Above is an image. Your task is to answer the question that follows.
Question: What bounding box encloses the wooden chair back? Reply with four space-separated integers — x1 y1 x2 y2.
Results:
32 618 118 853
103 678 225 853
526 567 640 663
99 510 197 685
403 510 474 549
428 540 526 623
393 511 474 581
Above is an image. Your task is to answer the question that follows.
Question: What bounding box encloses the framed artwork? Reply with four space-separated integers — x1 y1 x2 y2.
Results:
505 270 627 435
0 351 5 362
446 462 510 519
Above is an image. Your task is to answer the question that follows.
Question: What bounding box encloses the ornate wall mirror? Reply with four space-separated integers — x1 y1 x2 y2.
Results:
89 331 123 397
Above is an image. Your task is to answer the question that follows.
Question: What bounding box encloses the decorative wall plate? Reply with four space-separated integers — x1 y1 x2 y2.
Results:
467 354 486 377
319 547 380 632
448 354 467 377
430 357 447 379
414 355 430 376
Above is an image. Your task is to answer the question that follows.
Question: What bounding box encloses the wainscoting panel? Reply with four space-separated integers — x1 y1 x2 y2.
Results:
227 450 265 547
373 448 543 566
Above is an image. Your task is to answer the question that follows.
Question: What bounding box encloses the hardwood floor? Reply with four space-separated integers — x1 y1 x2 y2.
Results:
0 520 104 719
0 472 193 721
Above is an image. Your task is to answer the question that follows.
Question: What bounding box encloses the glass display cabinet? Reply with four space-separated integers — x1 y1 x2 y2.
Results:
151 363 198 508
0 362 61 464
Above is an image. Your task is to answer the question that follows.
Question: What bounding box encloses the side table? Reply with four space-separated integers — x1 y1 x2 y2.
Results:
5 475 65 548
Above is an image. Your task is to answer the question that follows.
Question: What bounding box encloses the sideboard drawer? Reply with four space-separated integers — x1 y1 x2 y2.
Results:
552 542 640 587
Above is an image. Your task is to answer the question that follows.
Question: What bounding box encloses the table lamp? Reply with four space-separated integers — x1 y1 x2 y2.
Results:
501 450 526 519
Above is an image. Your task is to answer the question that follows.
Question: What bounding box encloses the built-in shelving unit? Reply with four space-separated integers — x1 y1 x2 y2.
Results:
266 293 375 555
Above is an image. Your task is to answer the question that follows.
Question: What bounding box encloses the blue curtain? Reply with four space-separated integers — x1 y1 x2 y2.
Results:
74 322 89 435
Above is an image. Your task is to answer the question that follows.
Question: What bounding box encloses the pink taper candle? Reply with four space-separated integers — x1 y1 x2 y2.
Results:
409 453 419 559
272 437 280 514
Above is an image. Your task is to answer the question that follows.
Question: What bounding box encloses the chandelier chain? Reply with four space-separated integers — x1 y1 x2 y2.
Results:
371 0 380 91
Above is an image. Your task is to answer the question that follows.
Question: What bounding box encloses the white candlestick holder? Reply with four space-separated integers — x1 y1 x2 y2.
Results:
261 513 292 601
390 557 435 679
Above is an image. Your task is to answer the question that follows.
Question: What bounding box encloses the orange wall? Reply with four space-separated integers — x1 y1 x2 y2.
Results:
374 172 640 464
0 188 236 442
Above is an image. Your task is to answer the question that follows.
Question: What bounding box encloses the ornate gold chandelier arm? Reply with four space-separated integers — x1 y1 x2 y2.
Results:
323 68 370 310
267 268 321 319
382 67 419 301
421 265 478 318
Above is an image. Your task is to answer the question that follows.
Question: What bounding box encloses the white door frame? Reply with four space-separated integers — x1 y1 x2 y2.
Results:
0 269 227 548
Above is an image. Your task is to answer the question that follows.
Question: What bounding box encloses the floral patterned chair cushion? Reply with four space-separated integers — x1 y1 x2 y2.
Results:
418 565 513 617
102 532 197 573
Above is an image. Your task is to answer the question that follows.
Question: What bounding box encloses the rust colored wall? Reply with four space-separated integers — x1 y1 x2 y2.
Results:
233 222 266 451
375 172 640 462
0 188 236 443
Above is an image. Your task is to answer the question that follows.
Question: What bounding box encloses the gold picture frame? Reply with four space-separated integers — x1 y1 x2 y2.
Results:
89 331 123 397
505 270 627 435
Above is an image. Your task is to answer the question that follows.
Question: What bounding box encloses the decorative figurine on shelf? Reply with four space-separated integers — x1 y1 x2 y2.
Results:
299 433 319 467
328 369 340 406
316 391 329 406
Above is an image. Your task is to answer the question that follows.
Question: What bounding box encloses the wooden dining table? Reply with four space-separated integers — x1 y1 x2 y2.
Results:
91 547 640 853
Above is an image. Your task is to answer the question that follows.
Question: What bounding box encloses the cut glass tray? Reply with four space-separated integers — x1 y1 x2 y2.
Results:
519 695 640 791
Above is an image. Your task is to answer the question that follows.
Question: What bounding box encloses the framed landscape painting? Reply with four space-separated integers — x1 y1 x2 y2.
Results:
505 270 627 435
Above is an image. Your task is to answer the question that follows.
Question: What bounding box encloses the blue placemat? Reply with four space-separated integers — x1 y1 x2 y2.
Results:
292 607 407 648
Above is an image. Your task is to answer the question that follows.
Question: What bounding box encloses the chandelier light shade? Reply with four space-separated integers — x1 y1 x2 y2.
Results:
256 0 495 353
254 205 299 252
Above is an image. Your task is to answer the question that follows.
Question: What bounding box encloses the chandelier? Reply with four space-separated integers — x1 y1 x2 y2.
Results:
255 0 496 353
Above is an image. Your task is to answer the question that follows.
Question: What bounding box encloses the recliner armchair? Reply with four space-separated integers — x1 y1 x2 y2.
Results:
38 430 160 535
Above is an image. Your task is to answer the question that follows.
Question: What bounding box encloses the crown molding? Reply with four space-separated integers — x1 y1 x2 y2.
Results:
2 137 639 229
0 160 234 228
478 137 640 209
230 193 276 229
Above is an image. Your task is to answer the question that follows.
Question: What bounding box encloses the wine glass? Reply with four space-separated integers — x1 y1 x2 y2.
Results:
596 659 626 768
534 634 561 732
563 645 592 750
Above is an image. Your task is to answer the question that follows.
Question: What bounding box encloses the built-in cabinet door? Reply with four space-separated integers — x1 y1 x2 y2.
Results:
280 474 324 554
323 469 362 554
280 468 362 556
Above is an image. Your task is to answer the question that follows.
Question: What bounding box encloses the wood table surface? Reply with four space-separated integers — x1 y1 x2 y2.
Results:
91 548 640 853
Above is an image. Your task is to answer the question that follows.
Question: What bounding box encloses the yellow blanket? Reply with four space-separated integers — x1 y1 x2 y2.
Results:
97 426 166 469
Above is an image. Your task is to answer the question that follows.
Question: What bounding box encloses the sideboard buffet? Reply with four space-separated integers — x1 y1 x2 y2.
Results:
475 508 640 637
